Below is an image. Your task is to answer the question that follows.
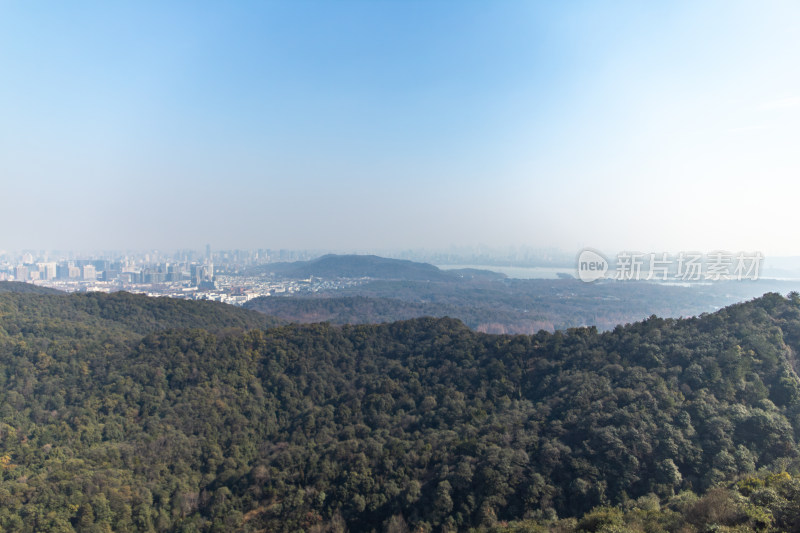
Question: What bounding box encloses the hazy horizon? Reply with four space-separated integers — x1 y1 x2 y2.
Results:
3 2 799 255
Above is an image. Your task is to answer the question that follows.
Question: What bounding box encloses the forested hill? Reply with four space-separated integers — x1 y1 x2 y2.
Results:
0 289 278 338
247 254 457 281
3 292 800 531
0 281 63 295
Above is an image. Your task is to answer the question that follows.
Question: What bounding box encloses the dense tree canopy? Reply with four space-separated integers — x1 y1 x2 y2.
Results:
1 287 800 531
244 278 800 333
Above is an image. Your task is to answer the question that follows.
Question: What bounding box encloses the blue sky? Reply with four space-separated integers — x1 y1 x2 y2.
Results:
2 1 800 255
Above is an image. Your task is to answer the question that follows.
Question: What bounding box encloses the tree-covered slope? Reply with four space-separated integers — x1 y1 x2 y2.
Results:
0 281 63 295
249 254 455 281
0 290 279 340
245 278 800 334
2 292 800 531
244 295 526 330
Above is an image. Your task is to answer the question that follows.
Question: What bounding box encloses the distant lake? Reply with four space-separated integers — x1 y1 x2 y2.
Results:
437 264 575 280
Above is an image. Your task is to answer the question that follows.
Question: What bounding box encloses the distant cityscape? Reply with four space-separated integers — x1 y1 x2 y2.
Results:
4 245 800 307
0 246 571 305
0 247 341 305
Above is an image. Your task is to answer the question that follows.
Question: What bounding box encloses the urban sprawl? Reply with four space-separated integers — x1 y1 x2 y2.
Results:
0 248 358 305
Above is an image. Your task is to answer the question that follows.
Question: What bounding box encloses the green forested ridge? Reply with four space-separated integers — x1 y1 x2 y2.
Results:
2 291 800 531
246 254 456 282
244 278 800 334
0 289 278 339
0 281 63 295
244 295 469 328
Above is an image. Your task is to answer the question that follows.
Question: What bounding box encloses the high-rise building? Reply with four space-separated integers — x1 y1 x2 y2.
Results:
38 262 57 280
15 265 29 281
167 264 182 282
192 264 206 286
82 265 96 281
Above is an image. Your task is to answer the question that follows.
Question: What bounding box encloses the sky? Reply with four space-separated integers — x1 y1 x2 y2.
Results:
2 1 800 256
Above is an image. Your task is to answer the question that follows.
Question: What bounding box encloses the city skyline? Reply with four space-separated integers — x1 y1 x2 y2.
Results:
2 2 800 254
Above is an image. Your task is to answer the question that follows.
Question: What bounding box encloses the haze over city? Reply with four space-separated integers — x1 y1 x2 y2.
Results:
2 1 800 255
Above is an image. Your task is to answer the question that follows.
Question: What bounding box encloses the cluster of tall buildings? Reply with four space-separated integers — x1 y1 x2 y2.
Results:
3 258 215 287
12 262 97 282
